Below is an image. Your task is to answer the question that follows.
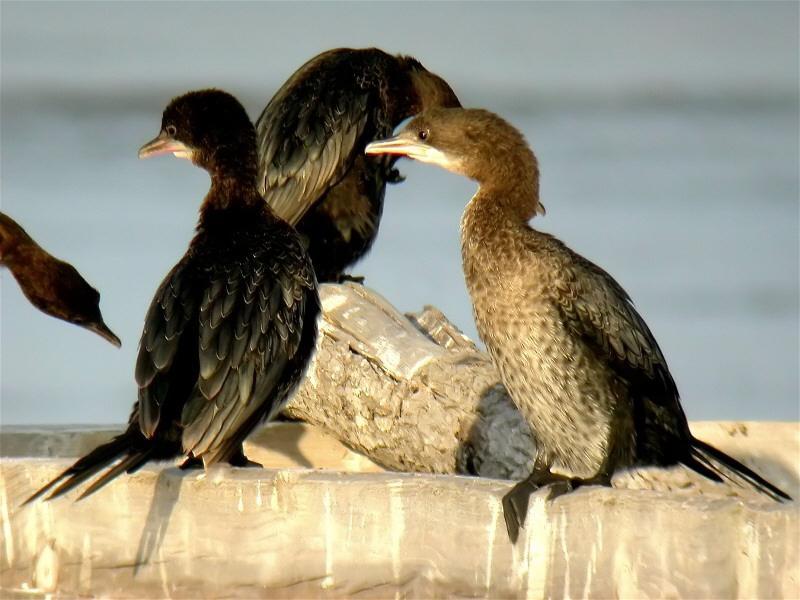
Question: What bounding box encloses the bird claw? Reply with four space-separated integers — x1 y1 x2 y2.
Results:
502 478 574 544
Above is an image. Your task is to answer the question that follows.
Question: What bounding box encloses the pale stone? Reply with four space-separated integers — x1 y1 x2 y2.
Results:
1 284 798 597
1 421 798 598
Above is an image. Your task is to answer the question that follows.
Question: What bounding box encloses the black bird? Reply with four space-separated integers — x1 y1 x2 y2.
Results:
25 89 319 503
0 212 120 346
366 108 791 543
255 47 460 282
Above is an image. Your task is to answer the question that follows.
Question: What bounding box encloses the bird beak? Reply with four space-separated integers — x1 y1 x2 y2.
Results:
138 132 192 160
85 320 122 348
366 135 455 170
365 135 425 158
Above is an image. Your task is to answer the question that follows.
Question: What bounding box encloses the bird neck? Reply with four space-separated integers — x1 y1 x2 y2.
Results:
0 215 33 265
200 139 259 192
199 174 266 224
0 236 36 269
460 172 542 258
462 136 543 222
475 164 542 223
407 68 459 114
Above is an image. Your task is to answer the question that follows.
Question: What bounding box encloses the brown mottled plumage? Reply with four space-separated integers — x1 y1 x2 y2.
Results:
255 47 460 282
0 212 120 346
366 107 791 543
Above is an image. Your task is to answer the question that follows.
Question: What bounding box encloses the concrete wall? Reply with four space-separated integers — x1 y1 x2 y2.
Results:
2 421 798 598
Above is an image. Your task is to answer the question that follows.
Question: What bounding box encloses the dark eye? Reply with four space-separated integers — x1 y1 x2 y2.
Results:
418 128 429 141
165 124 177 137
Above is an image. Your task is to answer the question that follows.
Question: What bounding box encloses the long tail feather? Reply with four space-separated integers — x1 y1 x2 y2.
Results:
22 432 139 505
688 436 792 502
76 449 153 501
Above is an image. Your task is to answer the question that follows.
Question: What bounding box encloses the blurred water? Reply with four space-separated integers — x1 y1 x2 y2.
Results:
1 2 798 425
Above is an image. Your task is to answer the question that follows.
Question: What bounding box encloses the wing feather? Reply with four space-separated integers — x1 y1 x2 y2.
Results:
543 238 694 462
181 244 317 463
255 65 374 226
134 260 197 437
548 239 680 406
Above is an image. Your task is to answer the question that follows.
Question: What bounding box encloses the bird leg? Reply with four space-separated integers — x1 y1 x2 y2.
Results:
502 469 611 544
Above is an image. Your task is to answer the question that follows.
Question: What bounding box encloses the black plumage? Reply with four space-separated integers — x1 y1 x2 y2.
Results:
255 47 460 282
25 89 319 504
366 107 791 543
0 211 120 346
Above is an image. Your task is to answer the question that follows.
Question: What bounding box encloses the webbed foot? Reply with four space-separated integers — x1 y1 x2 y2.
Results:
338 273 365 284
502 474 575 544
386 167 405 184
179 456 203 470
227 447 262 468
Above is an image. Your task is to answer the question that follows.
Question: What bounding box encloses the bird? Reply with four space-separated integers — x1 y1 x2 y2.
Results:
365 107 792 543
24 89 320 504
255 47 460 283
0 212 120 346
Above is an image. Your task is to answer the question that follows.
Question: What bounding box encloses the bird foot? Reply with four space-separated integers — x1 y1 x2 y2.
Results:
337 273 365 284
180 449 262 469
179 456 203 470
226 448 263 468
386 167 405 184
229 457 263 468
502 474 575 544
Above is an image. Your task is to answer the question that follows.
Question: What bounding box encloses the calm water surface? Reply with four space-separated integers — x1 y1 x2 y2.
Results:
1 3 797 424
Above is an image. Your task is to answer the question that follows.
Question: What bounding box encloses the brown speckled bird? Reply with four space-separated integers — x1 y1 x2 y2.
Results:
0 212 120 346
25 89 319 504
366 107 791 543
256 47 460 283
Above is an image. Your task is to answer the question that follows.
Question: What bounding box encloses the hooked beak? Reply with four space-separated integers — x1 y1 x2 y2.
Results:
138 132 192 160
365 135 454 169
85 320 122 348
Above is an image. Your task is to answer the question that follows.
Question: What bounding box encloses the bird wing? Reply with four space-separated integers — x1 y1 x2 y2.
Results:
542 237 789 496
550 241 681 408
254 74 374 226
549 242 695 458
135 258 198 439
179 243 318 464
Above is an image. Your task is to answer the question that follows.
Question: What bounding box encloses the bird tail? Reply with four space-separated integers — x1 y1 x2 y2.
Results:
22 430 153 505
685 436 792 502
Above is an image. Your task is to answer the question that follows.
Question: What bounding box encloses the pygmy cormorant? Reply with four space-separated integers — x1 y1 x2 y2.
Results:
25 89 319 503
255 47 460 282
366 108 791 543
0 212 120 346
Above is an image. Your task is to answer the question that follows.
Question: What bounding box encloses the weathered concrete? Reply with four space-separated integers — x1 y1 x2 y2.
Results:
1 422 799 598
2 284 798 597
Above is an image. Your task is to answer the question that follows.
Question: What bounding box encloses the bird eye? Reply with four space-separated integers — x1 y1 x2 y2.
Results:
418 129 429 141
165 124 177 137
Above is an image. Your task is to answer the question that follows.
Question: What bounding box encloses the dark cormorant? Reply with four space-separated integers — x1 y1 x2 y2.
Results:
366 107 791 543
255 47 460 282
25 89 319 503
0 212 120 346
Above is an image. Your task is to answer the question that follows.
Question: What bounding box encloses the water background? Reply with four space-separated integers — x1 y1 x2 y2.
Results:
1 2 798 425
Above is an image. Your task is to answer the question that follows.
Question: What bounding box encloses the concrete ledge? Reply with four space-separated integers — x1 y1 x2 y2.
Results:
1 422 799 598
